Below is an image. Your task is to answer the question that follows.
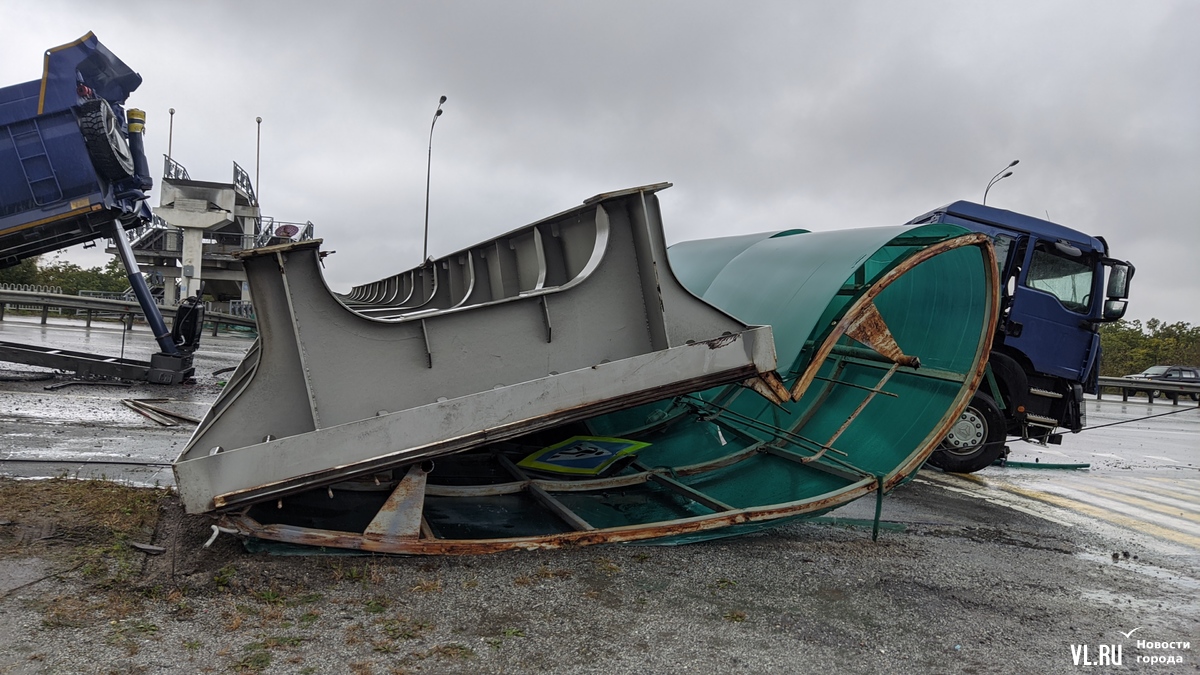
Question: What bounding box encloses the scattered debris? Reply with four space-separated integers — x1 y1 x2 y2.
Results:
45 379 133 390
127 541 166 555
121 399 200 426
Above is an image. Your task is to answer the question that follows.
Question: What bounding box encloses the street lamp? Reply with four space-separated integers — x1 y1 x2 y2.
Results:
423 95 447 263
983 159 1019 205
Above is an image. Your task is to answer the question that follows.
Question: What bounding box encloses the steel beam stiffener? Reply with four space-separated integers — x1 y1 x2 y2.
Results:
174 184 785 514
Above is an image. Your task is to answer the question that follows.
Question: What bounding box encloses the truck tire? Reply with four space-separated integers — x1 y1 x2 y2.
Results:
927 392 1006 473
78 99 135 181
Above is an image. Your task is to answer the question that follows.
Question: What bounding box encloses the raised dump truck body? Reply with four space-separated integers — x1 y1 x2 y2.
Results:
0 32 153 267
0 33 197 379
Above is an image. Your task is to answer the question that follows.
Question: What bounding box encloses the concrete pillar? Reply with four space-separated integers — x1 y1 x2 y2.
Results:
181 226 205 300
162 271 180 306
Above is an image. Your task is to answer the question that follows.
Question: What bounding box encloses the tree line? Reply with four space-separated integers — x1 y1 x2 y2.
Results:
0 255 130 295
1099 319 1200 376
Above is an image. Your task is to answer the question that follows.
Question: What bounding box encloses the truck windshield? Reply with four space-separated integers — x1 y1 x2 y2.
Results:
1026 243 1094 313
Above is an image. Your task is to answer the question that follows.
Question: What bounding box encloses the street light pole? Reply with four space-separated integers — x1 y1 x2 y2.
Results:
423 95 447 264
983 159 1019 205
255 116 262 205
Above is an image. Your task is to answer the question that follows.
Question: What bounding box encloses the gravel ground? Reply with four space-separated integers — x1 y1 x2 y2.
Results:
1 479 1197 675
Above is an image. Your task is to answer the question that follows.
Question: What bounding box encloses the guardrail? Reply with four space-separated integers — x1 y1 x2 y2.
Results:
1095 376 1200 405
0 288 256 335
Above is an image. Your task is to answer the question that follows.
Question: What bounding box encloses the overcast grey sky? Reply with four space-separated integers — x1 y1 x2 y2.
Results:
2 1 1196 324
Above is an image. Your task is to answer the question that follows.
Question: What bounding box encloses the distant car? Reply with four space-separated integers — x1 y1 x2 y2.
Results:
1124 365 1200 401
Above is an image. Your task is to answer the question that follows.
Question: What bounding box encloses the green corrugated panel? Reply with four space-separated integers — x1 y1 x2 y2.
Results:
669 223 971 373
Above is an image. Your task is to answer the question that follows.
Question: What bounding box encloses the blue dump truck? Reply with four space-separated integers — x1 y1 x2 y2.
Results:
0 32 154 266
909 201 1134 472
0 33 199 380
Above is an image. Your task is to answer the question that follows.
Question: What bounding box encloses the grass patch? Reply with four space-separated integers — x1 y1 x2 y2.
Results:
594 557 621 575
232 650 271 672
410 578 441 593
0 477 165 543
378 616 433 640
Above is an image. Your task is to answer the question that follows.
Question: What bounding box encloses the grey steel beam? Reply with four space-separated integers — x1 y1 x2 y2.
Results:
174 184 783 514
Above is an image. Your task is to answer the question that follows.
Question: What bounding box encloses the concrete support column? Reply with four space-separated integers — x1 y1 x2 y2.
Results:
181 226 205 300
162 273 181 306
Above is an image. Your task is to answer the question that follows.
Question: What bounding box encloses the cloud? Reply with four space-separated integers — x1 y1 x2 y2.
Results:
2 0 1195 323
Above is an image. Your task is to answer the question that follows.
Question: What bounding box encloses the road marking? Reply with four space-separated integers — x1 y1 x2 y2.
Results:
1088 453 1122 459
1082 475 1200 508
1141 455 1180 462
1041 482 1200 527
994 484 1200 550
914 475 1075 527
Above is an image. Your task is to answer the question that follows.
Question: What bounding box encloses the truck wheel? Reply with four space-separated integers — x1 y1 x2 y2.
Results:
927 392 1006 473
78 99 135 181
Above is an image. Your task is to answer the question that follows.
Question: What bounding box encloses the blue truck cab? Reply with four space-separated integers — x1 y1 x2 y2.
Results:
907 201 1134 472
0 32 153 268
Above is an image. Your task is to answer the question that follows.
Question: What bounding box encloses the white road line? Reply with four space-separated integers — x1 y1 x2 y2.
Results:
1037 483 1200 537
913 476 1076 527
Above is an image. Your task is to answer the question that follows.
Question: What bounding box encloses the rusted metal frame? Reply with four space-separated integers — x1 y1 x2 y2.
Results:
217 474 877 555
844 302 921 369
781 359 847 436
691 388 882 481
363 464 429 540
808 374 899 398
629 460 734 513
277 250 323 429
742 370 791 406
130 399 201 425
682 395 847 458
424 442 765 498
875 236 1001 490
788 233 993 402
122 399 178 426
828 346 968 384
495 455 595 532
759 446 870 483
824 363 901 448
707 412 875 481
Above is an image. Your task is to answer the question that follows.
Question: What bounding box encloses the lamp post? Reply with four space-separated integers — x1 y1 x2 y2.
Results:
255 116 262 205
983 159 1019 205
423 95 447 263
168 108 175 159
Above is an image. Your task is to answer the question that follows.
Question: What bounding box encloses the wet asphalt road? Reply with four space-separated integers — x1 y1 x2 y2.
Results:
1 314 1198 561
1 316 1198 672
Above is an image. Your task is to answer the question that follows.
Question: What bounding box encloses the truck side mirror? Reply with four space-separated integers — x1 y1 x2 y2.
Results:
1105 262 1132 299
1102 299 1127 321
